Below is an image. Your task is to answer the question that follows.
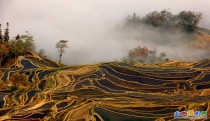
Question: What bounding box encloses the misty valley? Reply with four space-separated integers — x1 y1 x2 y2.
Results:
1 2 210 121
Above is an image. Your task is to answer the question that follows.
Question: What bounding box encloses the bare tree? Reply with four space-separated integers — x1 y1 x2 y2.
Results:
56 40 68 64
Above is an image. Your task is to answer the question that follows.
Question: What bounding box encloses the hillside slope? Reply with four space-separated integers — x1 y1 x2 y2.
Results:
0 54 210 120
189 28 210 51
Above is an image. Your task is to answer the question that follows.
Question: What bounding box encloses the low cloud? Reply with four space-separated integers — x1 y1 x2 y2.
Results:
0 0 210 64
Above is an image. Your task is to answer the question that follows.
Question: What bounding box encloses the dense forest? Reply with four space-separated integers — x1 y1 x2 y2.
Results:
124 10 201 32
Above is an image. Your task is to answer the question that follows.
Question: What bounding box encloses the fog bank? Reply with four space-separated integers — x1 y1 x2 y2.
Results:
1 0 210 64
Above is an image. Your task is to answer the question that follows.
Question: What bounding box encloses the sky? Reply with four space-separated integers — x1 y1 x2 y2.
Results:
0 0 210 64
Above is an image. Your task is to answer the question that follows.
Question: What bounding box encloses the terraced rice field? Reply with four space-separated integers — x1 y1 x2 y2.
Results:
0 56 210 121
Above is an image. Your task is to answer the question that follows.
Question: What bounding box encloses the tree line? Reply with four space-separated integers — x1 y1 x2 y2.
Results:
124 10 202 33
0 22 69 67
0 23 48 67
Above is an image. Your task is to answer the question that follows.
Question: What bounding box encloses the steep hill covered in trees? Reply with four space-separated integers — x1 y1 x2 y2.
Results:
122 10 210 64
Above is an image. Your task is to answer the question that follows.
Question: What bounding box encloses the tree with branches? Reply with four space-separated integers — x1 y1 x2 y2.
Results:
176 11 202 32
56 40 68 64
9 32 35 59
